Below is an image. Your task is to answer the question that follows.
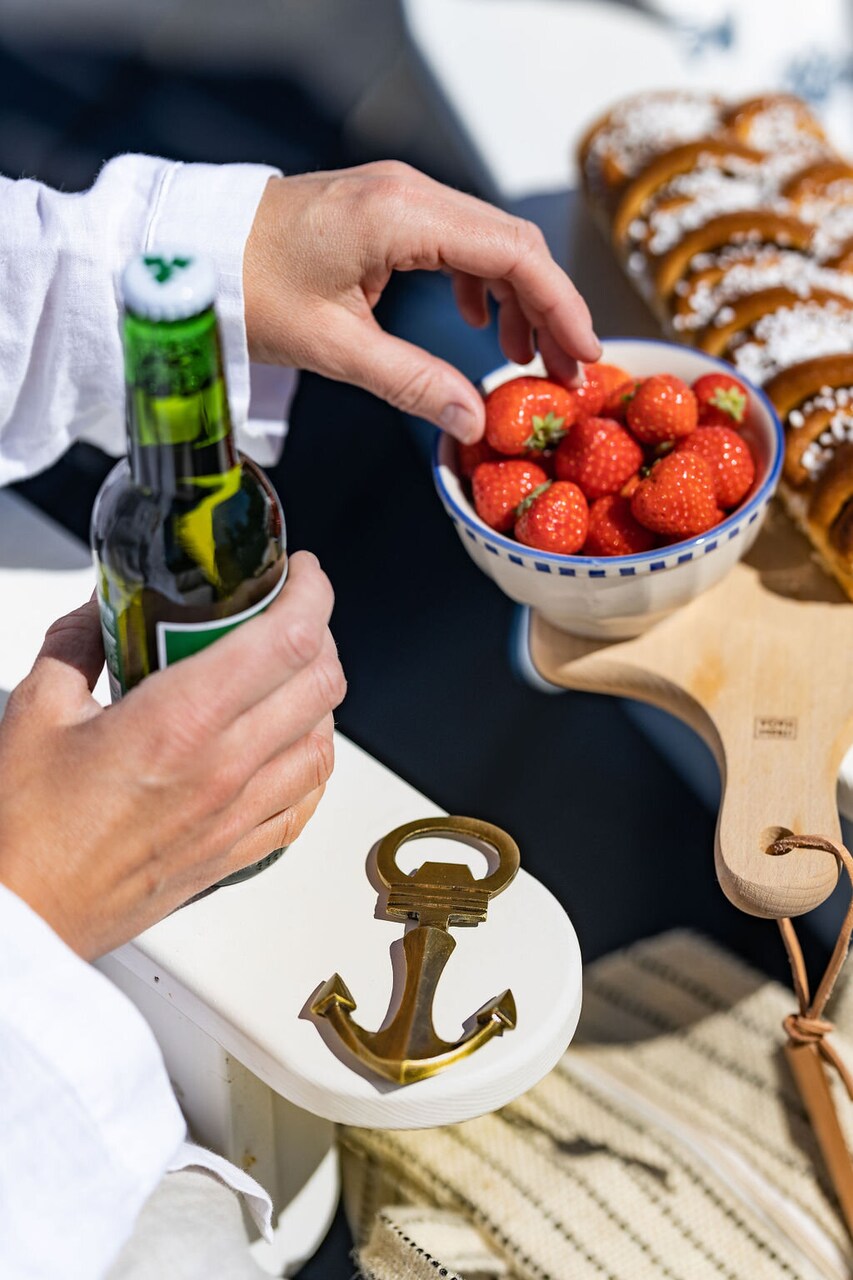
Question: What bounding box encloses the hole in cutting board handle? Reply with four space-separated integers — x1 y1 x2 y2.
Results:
763 825 795 855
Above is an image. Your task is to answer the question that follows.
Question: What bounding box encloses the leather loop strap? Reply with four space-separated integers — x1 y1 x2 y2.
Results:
769 834 853 1236
770 833 853 1077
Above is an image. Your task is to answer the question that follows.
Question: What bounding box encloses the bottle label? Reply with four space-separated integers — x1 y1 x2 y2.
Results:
155 568 286 670
98 595 126 704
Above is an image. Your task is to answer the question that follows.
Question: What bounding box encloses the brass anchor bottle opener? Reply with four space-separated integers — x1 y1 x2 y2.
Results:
311 816 519 1085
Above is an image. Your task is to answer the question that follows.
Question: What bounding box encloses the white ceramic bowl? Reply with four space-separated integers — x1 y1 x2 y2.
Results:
433 338 783 639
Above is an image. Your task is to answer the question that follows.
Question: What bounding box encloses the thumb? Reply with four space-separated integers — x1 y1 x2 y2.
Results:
325 314 486 442
35 597 106 698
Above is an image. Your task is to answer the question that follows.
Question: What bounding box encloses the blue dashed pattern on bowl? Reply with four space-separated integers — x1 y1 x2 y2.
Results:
434 478 776 579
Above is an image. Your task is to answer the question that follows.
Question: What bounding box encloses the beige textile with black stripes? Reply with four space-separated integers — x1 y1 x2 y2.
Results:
343 931 853 1280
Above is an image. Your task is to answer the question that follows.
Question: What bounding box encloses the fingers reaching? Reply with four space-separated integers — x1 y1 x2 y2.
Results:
360 174 599 424
317 310 486 442
451 271 490 329
396 179 600 365
244 164 600 439
537 327 583 388
489 279 536 368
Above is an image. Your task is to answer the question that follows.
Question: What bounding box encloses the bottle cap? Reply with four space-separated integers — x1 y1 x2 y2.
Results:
122 251 217 321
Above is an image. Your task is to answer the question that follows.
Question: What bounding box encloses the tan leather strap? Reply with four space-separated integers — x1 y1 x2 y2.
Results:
770 834 853 1236
771 834 853 1085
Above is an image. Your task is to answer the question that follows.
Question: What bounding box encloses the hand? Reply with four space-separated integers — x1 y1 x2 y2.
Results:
0 552 345 960
243 162 600 443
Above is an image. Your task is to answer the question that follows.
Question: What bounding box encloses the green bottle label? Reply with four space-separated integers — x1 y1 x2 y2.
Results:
155 569 286 670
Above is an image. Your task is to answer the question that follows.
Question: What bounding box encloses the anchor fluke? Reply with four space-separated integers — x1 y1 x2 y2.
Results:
312 973 357 1017
477 989 517 1033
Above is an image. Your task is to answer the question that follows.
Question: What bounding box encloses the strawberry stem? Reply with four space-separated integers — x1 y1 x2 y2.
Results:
525 412 567 451
516 480 552 516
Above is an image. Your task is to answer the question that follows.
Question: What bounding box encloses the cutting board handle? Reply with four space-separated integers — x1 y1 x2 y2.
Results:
714 717 841 918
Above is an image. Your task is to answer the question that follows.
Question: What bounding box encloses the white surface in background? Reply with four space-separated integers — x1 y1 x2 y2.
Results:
403 0 853 201
0 490 110 707
642 0 853 151
403 0 688 200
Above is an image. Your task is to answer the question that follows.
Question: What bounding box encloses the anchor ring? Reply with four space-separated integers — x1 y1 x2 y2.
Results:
375 815 520 898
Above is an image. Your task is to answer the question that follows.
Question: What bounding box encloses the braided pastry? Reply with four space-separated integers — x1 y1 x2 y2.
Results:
578 92 853 597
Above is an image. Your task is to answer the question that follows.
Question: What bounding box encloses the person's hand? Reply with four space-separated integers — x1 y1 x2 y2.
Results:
243 162 600 443
0 552 345 961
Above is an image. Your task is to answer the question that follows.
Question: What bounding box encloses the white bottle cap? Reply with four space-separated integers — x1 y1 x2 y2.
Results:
122 250 217 321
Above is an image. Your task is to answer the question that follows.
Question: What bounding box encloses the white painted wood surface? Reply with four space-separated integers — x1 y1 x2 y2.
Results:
0 490 109 705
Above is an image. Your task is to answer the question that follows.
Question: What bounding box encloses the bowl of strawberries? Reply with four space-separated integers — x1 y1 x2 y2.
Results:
433 338 783 639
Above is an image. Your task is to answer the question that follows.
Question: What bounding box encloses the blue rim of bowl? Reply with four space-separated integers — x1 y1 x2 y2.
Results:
432 338 784 571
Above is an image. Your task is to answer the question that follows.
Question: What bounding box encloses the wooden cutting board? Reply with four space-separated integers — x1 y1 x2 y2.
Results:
530 507 853 919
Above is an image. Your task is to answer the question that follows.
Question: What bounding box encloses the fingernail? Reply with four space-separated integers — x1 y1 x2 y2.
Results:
440 403 479 442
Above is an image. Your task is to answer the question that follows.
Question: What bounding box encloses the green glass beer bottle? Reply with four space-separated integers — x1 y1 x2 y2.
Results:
91 250 288 886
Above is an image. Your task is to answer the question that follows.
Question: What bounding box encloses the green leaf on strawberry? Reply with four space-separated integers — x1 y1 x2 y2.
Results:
526 412 568 451
708 386 746 422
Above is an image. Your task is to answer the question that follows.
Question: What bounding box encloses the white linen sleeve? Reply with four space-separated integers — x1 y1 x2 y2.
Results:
0 883 187 1278
0 154 294 485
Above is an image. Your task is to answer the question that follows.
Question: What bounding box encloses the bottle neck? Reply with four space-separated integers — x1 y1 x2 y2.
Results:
124 307 238 495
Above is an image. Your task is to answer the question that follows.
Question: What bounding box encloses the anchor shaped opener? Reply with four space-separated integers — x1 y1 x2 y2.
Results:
311 816 520 1085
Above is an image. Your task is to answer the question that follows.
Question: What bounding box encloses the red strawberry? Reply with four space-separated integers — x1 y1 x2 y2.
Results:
626 374 698 444
603 377 642 422
573 363 632 419
620 472 642 499
514 481 588 554
571 381 604 419
584 494 657 556
692 372 749 429
533 449 557 479
472 459 549 532
457 436 498 479
484 377 577 455
630 453 722 539
674 426 756 508
554 416 643 501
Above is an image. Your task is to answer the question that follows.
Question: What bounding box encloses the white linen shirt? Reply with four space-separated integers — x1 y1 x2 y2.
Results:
0 154 298 1276
0 153 294 481
0 885 274 1278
